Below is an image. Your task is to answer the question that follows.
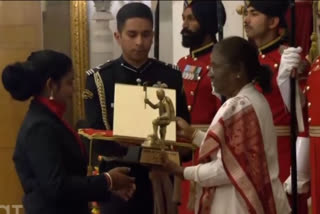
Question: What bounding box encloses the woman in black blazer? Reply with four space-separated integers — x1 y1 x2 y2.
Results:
2 50 135 214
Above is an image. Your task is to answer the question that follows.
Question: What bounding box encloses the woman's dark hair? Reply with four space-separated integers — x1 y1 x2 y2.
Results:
2 50 72 101
116 2 153 32
214 36 272 93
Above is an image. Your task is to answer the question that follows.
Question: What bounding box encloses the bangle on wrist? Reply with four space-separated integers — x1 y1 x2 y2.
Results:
104 172 113 190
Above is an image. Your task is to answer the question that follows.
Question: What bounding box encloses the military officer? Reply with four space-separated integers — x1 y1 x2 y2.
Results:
177 1 226 213
83 3 189 214
178 0 225 125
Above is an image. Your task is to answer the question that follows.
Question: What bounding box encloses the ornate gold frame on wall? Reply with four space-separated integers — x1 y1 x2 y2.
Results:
70 1 89 125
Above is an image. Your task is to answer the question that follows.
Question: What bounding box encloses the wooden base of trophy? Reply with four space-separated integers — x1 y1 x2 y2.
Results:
140 147 180 165
121 143 180 165
78 129 196 167
138 134 180 165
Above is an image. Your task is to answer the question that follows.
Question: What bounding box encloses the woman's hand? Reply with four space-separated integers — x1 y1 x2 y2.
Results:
107 167 136 201
176 117 196 142
160 152 184 178
112 184 136 201
108 167 135 190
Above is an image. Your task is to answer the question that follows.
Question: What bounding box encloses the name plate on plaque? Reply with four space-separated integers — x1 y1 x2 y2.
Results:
140 148 180 165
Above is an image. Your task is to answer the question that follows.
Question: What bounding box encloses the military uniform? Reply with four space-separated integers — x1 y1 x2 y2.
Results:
83 56 190 214
178 0 226 212
306 56 320 214
177 42 220 125
259 37 291 182
258 36 309 213
178 43 221 214
258 37 307 180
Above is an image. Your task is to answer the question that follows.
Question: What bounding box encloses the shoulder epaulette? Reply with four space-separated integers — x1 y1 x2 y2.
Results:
152 58 181 71
85 60 114 76
167 63 180 71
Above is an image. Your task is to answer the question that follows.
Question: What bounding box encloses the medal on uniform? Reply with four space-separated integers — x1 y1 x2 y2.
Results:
182 65 202 80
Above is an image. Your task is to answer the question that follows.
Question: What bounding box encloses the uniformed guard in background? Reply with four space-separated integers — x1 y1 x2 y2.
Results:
282 2 320 213
243 1 310 213
177 1 226 213
306 4 320 213
178 0 225 125
83 3 190 214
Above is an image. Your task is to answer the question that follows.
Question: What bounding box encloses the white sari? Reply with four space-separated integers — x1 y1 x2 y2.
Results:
184 83 291 214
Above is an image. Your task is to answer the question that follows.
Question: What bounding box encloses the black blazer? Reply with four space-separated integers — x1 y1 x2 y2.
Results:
14 100 110 214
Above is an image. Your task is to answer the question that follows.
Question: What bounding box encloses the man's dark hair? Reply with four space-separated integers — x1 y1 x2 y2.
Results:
116 2 153 32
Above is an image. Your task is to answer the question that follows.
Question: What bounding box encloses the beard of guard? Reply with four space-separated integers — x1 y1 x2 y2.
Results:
181 26 207 48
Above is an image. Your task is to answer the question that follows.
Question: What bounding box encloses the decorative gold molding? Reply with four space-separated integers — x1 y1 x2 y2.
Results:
70 1 89 125
235 4 246 38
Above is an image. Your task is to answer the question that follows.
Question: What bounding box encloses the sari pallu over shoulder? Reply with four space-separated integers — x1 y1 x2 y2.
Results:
197 96 276 214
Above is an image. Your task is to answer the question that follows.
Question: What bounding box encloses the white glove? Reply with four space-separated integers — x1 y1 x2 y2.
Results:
277 47 302 107
278 47 302 80
284 137 310 194
277 47 302 98
277 47 305 132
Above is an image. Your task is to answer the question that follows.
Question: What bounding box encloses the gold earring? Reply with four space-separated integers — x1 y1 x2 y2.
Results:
49 91 54 100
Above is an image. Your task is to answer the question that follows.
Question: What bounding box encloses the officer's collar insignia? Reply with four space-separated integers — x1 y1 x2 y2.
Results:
191 42 214 58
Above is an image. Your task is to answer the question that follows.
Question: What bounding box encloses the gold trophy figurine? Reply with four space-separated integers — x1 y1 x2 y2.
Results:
144 88 176 149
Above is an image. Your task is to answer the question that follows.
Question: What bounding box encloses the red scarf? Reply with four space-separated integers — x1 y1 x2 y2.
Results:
35 96 86 157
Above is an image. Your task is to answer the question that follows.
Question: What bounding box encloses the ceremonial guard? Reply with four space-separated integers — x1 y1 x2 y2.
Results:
305 2 320 212
306 55 320 214
177 1 226 213
243 1 310 213
177 0 225 125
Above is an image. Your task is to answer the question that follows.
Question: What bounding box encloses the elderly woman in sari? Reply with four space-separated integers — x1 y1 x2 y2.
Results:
162 36 291 214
